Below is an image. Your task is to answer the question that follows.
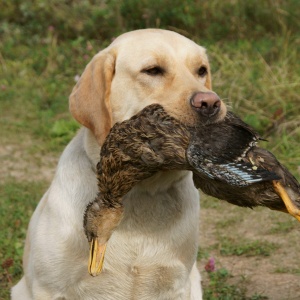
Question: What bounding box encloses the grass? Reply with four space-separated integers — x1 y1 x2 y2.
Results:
268 219 299 234
0 180 48 299
275 267 300 275
203 268 268 300
198 248 269 299
198 193 300 299
1 0 299 299
219 238 278 257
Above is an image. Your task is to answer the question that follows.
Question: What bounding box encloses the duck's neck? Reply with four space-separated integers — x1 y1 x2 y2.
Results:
119 170 198 233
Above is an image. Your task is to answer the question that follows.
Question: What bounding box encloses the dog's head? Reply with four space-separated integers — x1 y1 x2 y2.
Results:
70 29 227 145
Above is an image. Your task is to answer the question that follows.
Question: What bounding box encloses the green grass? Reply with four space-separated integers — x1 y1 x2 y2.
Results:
0 0 299 299
1 2 299 163
203 267 268 300
268 220 299 234
198 251 269 299
275 267 300 275
219 238 278 257
0 180 47 299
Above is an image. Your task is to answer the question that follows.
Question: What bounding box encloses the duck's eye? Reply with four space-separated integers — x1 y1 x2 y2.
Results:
197 66 207 77
143 66 164 76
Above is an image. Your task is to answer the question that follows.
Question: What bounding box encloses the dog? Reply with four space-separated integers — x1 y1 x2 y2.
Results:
12 29 226 300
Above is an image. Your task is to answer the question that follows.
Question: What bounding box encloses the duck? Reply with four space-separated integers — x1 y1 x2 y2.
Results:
84 103 300 276
83 104 191 276
188 111 300 215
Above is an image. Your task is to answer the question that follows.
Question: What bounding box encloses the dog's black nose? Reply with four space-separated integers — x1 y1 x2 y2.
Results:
191 92 221 118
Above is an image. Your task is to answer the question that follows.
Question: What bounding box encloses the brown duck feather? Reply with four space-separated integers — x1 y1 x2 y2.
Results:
84 103 300 275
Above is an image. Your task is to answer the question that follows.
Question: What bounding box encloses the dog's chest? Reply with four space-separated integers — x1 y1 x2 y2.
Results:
70 172 200 299
73 232 197 300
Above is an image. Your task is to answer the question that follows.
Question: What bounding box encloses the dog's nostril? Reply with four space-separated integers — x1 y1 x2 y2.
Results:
200 101 208 108
198 100 219 109
213 99 221 108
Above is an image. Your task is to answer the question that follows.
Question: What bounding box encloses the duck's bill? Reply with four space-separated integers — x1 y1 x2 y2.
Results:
273 181 300 222
88 238 107 276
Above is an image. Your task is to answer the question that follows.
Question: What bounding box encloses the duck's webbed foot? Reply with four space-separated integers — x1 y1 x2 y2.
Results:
273 181 300 222
84 200 124 276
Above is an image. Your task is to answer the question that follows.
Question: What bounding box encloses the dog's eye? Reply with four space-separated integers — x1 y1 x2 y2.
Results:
143 66 164 76
197 66 207 77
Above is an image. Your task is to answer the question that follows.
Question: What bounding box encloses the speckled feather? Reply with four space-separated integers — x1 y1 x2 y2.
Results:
187 111 280 187
194 146 300 210
84 105 190 242
84 104 300 242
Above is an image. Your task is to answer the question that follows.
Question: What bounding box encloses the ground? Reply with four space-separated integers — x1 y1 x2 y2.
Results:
199 196 300 299
1 138 299 300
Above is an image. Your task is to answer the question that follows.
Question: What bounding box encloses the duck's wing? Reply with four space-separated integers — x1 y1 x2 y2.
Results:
187 110 281 186
187 144 280 187
188 112 262 166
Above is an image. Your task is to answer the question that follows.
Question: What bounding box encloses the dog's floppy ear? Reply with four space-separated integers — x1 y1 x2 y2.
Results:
69 48 116 145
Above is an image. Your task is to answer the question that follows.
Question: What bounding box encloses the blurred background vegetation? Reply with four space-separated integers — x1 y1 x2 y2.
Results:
1 0 299 163
0 0 299 299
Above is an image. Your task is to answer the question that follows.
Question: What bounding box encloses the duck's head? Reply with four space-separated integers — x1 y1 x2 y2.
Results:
83 198 124 276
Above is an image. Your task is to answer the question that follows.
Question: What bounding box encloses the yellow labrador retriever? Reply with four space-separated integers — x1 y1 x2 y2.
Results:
12 29 226 300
